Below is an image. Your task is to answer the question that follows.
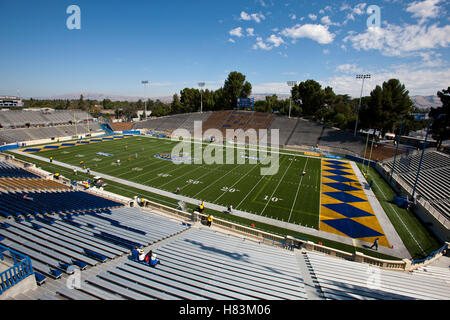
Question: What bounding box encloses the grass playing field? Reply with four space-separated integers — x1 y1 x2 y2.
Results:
34 135 323 228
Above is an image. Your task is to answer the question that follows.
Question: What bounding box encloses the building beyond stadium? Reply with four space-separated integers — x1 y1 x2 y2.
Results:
0 96 23 107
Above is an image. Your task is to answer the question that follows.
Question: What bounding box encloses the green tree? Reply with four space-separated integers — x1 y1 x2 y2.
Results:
429 87 450 149
223 71 252 109
363 79 413 136
171 94 183 115
78 94 85 110
180 88 201 113
292 80 325 117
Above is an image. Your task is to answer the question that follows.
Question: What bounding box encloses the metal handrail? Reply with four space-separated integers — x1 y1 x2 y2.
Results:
0 244 34 295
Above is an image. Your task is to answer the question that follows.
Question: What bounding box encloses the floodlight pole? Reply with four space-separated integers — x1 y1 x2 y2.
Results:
390 118 404 184
411 119 431 201
198 82 205 113
287 81 297 119
142 81 149 119
354 74 371 137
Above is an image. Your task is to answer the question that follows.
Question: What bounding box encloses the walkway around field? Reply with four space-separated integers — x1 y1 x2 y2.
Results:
12 150 410 259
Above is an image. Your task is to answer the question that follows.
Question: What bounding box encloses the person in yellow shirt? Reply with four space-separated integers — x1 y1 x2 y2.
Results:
207 215 213 227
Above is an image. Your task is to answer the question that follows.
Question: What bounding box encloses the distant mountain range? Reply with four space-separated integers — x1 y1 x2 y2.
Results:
40 92 441 110
410 95 441 110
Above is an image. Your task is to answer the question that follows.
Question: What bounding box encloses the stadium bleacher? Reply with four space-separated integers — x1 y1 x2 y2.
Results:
0 110 94 129
304 251 450 300
0 123 102 145
109 122 135 132
0 162 40 179
382 150 450 217
0 207 189 284
28 226 308 300
0 178 68 191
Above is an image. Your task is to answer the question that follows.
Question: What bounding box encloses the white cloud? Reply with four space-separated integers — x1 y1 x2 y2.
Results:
308 14 317 21
343 23 450 56
406 0 443 24
341 3 368 24
319 9 325 15
246 28 255 36
228 38 235 43
257 0 274 8
253 35 285 50
283 71 298 75
229 27 244 37
253 37 272 50
281 24 335 44
321 16 340 26
267 34 284 47
289 13 297 20
323 49 330 54
240 11 266 23
335 63 363 74
252 82 293 94
324 64 450 97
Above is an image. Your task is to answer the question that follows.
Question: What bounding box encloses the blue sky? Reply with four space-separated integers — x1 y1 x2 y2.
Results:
0 0 449 99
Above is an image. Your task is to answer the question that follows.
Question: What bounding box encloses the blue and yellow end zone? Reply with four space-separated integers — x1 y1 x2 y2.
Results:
20 135 135 153
320 159 390 247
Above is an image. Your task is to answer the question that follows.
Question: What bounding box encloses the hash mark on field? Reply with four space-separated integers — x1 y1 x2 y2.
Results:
157 164 205 188
288 158 309 223
260 157 294 216
234 175 267 210
192 165 241 199
213 163 260 203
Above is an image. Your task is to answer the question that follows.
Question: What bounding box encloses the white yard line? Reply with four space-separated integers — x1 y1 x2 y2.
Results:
140 134 323 160
371 177 425 254
288 158 309 223
157 164 206 188
213 163 261 204
191 164 242 199
260 158 294 216
235 174 267 210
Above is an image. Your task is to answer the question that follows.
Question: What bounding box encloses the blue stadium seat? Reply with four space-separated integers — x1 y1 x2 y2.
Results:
34 272 46 285
83 249 107 263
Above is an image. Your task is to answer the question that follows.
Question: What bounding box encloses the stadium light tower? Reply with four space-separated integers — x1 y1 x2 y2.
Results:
287 81 297 118
142 80 149 119
354 74 371 137
198 82 205 113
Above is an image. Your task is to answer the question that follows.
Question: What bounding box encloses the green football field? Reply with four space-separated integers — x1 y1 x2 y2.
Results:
35 136 322 228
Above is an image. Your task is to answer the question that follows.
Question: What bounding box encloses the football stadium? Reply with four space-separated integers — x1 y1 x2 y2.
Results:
0 107 449 301
0 0 449 306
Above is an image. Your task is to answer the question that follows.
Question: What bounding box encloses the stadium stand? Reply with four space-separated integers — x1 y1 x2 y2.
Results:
0 123 102 144
363 143 410 162
0 162 40 179
304 251 450 300
286 118 323 147
109 122 135 132
0 206 189 284
28 226 308 300
412 265 450 285
317 126 366 155
0 110 93 129
176 112 212 132
0 190 124 217
382 150 450 217
267 116 298 146
0 178 68 191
